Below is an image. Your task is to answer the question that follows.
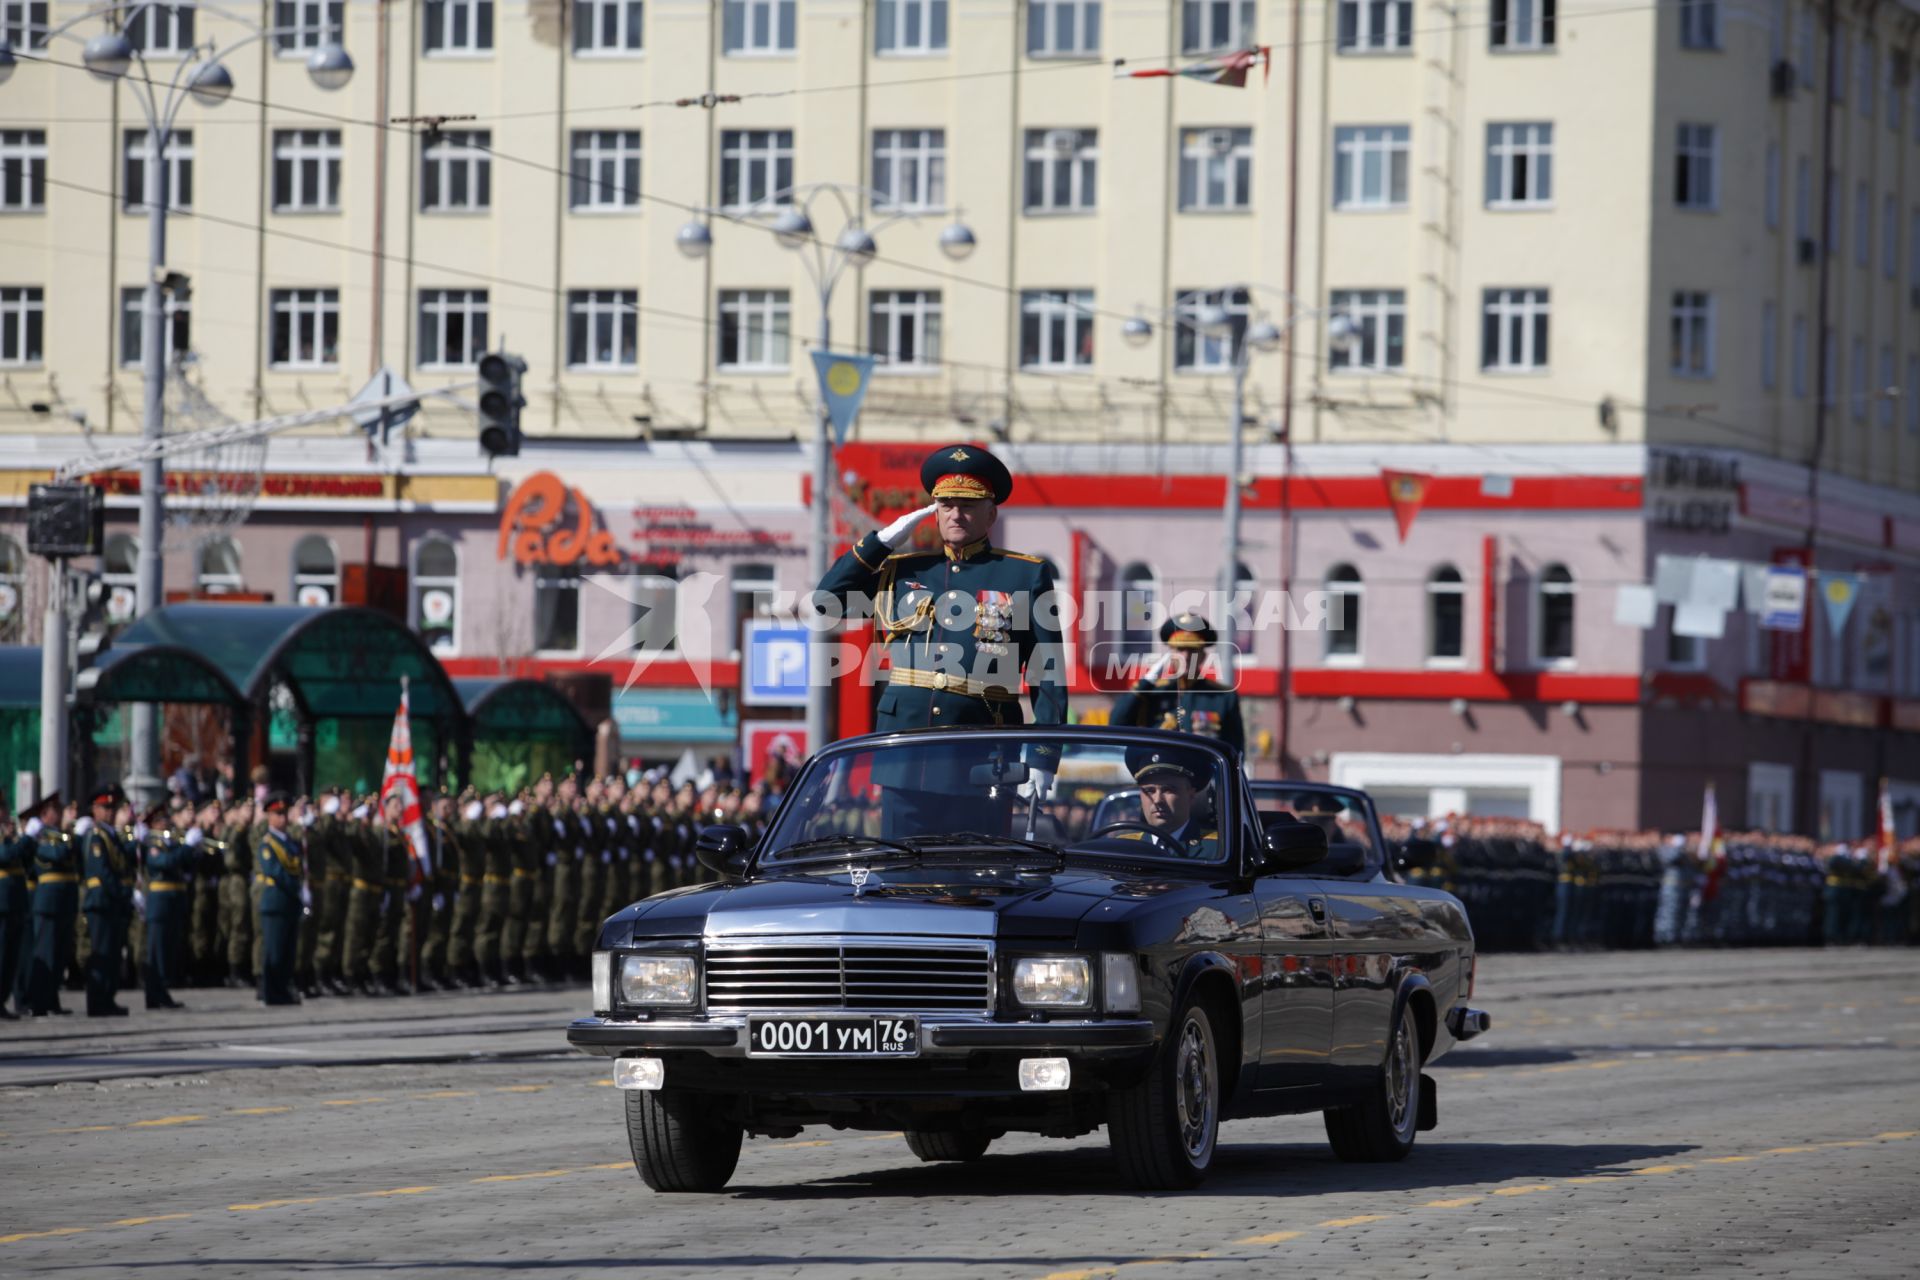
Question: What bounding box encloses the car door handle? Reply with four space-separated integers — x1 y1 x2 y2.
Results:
1308 897 1326 921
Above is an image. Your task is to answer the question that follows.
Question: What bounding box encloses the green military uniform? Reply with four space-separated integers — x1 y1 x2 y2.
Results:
255 803 303 1005
27 817 79 1016
421 814 460 987
295 809 327 995
371 821 409 989
141 826 188 1009
507 804 540 984
309 806 352 993
343 808 384 992
574 800 609 964
188 826 223 984
1 819 34 1017
544 801 582 981
476 803 513 985
449 803 485 987
81 799 136 1017
220 815 254 984
1110 613 1247 755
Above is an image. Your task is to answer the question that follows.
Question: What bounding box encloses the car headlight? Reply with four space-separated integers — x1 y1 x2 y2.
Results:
619 954 699 1007
1012 956 1092 1008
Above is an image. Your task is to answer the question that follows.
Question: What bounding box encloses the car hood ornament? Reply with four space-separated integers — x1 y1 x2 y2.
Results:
850 866 878 898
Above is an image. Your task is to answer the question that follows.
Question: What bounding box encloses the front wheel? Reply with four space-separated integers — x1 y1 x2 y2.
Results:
624 1088 744 1192
1108 1000 1220 1189
1324 1007 1420 1162
904 1129 991 1162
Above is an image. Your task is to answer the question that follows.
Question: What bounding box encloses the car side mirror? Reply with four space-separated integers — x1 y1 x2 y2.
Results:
694 824 753 879
1259 816 1328 874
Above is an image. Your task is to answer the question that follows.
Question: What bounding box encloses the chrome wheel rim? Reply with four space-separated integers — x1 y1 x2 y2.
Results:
1174 1014 1216 1163
1385 1017 1415 1136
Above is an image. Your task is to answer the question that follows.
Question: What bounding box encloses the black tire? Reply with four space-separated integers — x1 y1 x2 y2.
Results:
904 1129 992 1162
1107 1000 1221 1190
624 1088 744 1192
1324 1005 1420 1162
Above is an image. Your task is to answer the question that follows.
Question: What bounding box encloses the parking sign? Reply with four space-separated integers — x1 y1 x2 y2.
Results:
743 621 811 706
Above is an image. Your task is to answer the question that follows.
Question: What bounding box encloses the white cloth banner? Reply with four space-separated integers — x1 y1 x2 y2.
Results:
1689 558 1742 612
1653 555 1696 605
1674 601 1727 639
1613 584 1658 629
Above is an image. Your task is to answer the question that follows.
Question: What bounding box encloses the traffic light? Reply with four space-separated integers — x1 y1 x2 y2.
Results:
477 351 527 457
26 483 105 557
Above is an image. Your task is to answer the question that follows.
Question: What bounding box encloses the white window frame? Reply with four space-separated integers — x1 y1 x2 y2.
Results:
1670 290 1714 379
716 288 791 371
1336 0 1409 54
876 0 946 55
1481 287 1550 373
723 0 796 55
1675 122 1718 210
1490 0 1553 51
1172 287 1249 372
291 533 340 607
1178 126 1254 213
418 288 489 369
534 565 584 657
1532 563 1576 668
1028 0 1100 58
867 289 942 371
1760 299 1777 391
196 535 243 596
119 286 190 368
1328 288 1405 374
267 287 339 370
573 0 644 56
1324 564 1364 665
1023 128 1098 213
424 0 494 56
0 285 42 366
1183 0 1255 55
1747 762 1795 833
421 130 492 213
1764 142 1780 230
0 3 49 51
411 535 461 656
872 128 946 212
1791 314 1807 397
569 129 642 211
1877 344 1895 428
1332 125 1410 210
1678 0 1719 51
0 129 46 212
271 128 343 213
125 2 195 57
719 129 794 211
122 128 193 214
1020 289 1095 371
566 288 638 371
1485 121 1552 209
273 1 342 53
1426 565 1467 667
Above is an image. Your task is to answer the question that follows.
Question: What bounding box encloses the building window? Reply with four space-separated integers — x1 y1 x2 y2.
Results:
1884 192 1898 278
723 0 795 54
717 289 790 371
628 571 678 652
1855 180 1871 267
1791 314 1807 397
1764 143 1780 230
1849 337 1868 421
868 289 941 370
274 1 342 51
1666 608 1705 671
1760 300 1777 391
1029 0 1100 57
424 0 493 54
534 565 582 654
268 287 339 368
1859 37 1875 118
1535 563 1575 664
1336 0 1408 52
291 533 339 607
123 129 193 213
1332 125 1410 210
0 532 23 644
1325 564 1363 662
0 3 49 50
119 286 190 367
1490 0 1553 50
1670 290 1714 378
418 288 489 368
1119 562 1158 658
1171 287 1249 372
1485 122 1552 208
1020 289 1095 370
1481 287 1549 372
125 3 194 56
196 535 243 596
729 562 776 646
574 0 643 54
872 128 945 212
569 129 641 210
271 129 343 213
1794 156 1810 239
1023 128 1098 213
1183 0 1254 54
0 129 46 212
1427 565 1465 663
1328 289 1405 373
1878 344 1896 427
877 0 946 54
1178 127 1253 212
412 536 460 654
1678 0 1718 50
1890 51 1906 132
0 285 41 366
421 130 491 212
566 289 638 370
719 129 793 210
1675 123 1718 209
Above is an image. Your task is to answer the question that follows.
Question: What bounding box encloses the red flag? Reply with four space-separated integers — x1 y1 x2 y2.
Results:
1382 470 1434 543
1878 776 1897 875
1120 46 1271 87
1698 781 1726 903
380 681 434 886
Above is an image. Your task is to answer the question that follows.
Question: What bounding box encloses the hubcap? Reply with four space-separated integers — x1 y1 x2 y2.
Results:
1173 1014 1216 1163
1384 1017 1415 1135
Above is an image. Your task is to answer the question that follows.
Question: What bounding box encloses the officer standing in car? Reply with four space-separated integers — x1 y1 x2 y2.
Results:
1110 612 1246 755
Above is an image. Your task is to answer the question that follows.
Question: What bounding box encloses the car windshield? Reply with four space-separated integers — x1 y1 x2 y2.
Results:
760 731 1233 866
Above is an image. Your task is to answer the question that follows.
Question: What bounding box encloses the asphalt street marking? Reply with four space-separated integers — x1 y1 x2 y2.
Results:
128 1115 205 1128
1492 1184 1557 1195
1234 1231 1302 1245
111 1215 192 1227
230 1106 292 1116
1319 1214 1391 1227
321 1097 387 1106
1421 1197 1483 1207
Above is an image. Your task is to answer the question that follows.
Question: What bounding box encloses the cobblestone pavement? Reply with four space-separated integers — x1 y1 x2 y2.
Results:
3 948 1917 1279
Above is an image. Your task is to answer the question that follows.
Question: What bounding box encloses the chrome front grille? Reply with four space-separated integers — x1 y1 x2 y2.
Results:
704 941 994 1012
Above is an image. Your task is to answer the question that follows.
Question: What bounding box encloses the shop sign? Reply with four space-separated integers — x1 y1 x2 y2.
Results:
1647 448 1738 535
1741 680 1812 719
498 472 622 568
627 506 802 563
613 688 737 744
1811 689 1883 729
89 470 387 499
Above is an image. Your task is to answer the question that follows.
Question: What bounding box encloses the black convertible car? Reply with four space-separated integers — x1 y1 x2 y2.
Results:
568 726 1488 1192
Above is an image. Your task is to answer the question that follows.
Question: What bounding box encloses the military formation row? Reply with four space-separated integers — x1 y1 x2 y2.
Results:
0 774 775 1016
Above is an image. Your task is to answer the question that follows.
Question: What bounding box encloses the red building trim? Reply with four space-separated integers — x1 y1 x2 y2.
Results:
1290 669 1641 704
438 656 743 688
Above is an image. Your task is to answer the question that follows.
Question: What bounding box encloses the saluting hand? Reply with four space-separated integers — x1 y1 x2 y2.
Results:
878 503 937 549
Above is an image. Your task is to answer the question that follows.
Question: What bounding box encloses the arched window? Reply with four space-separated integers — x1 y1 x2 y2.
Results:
0 533 23 644
101 532 138 623
411 535 460 655
292 533 339 607
1427 564 1465 663
196 535 243 596
1535 563 1576 664
1325 563 1362 662
1119 561 1158 658
629 566 678 653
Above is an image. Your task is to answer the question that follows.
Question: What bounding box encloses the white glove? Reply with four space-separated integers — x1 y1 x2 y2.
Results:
545 851 558 867
133 890 146 913
184 826 204 847
878 503 937 549
574 846 586 861
464 801 483 821
1028 767 1055 801
74 817 95 836
600 849 612 864
431 892 445 912
24 818 42 838
619 847 631 861
322 795 341 816
299 885 312 909
133 823 149 842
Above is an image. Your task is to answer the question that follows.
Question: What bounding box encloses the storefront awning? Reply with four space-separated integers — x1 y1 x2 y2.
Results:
455 678 593 751
77 643 248 707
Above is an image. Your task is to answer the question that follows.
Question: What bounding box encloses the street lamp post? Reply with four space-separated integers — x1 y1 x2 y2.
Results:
676 188 976 755
2 4 352 802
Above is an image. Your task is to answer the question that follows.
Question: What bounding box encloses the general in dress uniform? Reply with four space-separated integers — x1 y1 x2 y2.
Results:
1110 613 1246 755
256 793 304 1006
818 444 1069 833
80 786 135 1017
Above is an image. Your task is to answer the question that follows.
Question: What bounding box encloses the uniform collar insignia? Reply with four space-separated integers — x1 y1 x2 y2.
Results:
944 537 990 561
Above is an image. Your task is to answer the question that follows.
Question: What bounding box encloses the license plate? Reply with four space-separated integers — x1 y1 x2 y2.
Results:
747 1015 919 1058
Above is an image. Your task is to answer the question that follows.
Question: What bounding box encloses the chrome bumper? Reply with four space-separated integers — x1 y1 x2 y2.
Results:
1447 1005 1491 1042
567 1014 1156 1058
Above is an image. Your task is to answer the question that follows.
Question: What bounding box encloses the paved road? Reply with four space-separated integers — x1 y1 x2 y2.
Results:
4 949 1918 1279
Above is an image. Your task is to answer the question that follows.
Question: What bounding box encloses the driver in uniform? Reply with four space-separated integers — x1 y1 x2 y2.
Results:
1115 746 1219 860
1110 612 1245 755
